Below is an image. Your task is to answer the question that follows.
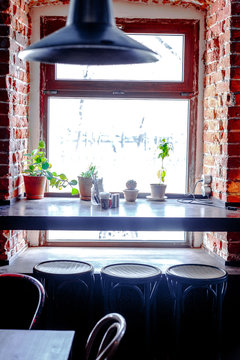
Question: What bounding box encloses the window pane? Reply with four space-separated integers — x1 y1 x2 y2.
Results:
56 35 184 82
48 230 185 243
48 98 188 193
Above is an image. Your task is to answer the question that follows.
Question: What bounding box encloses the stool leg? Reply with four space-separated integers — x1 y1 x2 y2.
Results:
216 281 226 340
174 281 183 348
144 283 151 348
101 277 112 314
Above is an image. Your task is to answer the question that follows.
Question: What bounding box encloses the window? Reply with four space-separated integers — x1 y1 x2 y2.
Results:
40 17 199 247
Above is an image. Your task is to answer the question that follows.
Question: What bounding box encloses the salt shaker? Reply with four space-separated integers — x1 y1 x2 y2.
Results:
111 193 120 208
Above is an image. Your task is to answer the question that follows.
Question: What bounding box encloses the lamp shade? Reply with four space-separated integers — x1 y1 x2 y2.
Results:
18 0 159 65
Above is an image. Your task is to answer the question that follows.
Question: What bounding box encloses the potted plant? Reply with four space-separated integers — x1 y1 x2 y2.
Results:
78 164 98 201
123 179 139 202
23 140 79 199
149 138 173 199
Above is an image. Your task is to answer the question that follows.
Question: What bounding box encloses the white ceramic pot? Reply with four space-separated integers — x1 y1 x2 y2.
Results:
123 189 139 202
150 184 167 199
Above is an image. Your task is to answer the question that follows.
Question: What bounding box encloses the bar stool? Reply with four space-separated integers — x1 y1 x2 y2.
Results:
166 264 228 350
33 260 94 329
100 263 162 351
33 260 95 358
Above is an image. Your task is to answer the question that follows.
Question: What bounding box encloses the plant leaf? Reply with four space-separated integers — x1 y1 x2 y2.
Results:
50 178 56 186
72 188 79 195
38 140 45 149
60 173 67 180
46 171 53 179
42 162 49 170
32 149 38 156
69 180 77 186
161 170 166 183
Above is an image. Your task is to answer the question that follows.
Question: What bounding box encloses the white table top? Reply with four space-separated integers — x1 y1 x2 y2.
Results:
0 329 75 360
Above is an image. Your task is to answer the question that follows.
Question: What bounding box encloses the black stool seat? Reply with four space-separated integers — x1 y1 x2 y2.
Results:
102 263 161 280
34 260 93 276
166 263 227 281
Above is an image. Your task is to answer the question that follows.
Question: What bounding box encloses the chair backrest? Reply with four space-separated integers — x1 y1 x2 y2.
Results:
85 313 126 360
0 273 45 329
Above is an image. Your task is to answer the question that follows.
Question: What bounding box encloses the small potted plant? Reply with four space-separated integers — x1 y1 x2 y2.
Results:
150 138 173 199
78 164 98 201
123 179 139 202
23 140 79 199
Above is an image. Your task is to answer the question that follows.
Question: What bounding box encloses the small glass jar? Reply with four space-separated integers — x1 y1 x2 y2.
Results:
91 178 104 205
99 192 111 210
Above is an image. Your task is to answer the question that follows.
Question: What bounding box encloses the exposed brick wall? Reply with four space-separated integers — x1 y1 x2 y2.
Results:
0 0 30 261
8 0 30 200
0 0 11 202
0 230 27 261
0 0 30 202
28 0 209 10
203 0 240 261
203 0 231 203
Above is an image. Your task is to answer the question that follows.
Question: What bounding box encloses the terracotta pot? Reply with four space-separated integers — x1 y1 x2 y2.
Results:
23 175 46 200
78 176 93 201
123 189 139 202
150 184 167 199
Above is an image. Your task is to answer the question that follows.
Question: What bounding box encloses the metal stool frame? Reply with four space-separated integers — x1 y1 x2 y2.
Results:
166 264 228 348
33 260 95 328
100 263 162 346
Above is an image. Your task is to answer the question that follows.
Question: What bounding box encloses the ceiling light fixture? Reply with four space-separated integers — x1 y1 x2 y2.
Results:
19 0 159 65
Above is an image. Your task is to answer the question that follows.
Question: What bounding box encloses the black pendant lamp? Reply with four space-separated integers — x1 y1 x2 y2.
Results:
19 0 159 65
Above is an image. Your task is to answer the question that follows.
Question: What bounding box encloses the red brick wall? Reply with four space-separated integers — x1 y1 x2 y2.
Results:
0 0 11 202
0 0 30 261
203 0 240 261
203 0 231 203
0 0 30 202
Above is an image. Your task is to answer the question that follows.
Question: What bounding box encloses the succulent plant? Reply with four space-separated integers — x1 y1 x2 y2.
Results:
126 179 137 190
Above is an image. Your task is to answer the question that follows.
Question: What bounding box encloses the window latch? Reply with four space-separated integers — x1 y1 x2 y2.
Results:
112 91 125 95
43 90 58 95
180 92 193 97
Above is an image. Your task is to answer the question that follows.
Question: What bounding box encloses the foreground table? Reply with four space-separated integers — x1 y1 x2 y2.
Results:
0 198 240 231
0 329 75 360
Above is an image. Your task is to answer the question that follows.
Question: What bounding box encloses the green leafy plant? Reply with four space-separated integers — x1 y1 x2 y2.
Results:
80 164 98 178
23 140 79 195
156 138 173 183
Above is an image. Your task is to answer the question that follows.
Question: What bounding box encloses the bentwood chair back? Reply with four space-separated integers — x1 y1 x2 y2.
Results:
0 273 45 329
85 313 126 360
